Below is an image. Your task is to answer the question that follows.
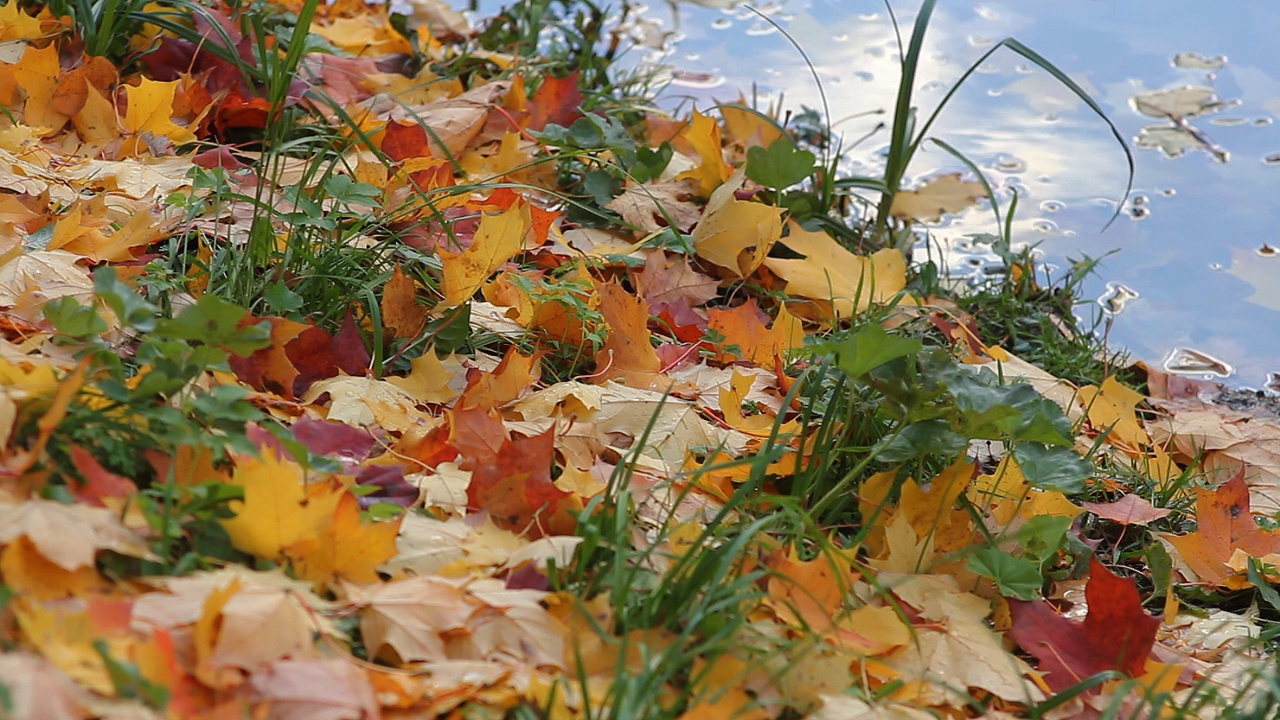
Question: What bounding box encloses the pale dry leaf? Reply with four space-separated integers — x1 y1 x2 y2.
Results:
0 499 152 570
407 0 471 39
0 652 88 720
347 575 478 663
1132 86 1226 119
406 462 470 514
302 376 420 428
889 173 986 222
378 512 470 576
249 658 378 720
588 381 749 470
512 381 603 419
0 250 94 308
606 180 703 234
131 568 336 668
668 363 780 413
879 572 1042 705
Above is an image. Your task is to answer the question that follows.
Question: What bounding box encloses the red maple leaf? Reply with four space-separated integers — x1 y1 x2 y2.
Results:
528 71 583 131
1009 557 1159 692
466 428 581 538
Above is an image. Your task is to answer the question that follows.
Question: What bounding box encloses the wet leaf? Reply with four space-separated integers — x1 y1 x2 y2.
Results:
889 173 986 222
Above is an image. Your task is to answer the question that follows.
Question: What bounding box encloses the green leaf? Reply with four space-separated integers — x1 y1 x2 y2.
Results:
1011 443 1091 494
1248 558 1280 613
967 547 1043 600
745 138 816 189
936 365 1073 446
817 325 922 380
158 295 269 356
44 297 109 338
872 420 967 463
263 280 304 315
1017 514 1071 569
94 267 159 332
1146 543 1173 599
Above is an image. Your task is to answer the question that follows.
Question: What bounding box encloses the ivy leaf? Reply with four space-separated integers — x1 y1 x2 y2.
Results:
745 138 816 189
1011 443 1091 494
818 324 922 380
968 547 1043 600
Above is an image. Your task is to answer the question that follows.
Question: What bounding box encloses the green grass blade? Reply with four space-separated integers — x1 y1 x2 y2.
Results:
911 37 1134 229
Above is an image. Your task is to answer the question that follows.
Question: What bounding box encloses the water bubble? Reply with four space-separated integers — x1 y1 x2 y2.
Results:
919 80 944 93
857 12 879 20
1255 117 1273 126
977 62 999 74
1130 194 1149 206
832 33 849 42
1062 229 1077 237
745 20 776 36
1037 175 1052 183
986 88 1004 97
1015 63 1034 74
1032 219 1058 234
975 5 1000 20
968 35 995 47
1258 243 1278 257
684 53 700 61
994 155 1027 173
1042 113 1060 123
1263 152 1280 165
710 18 731 29
1040 200 1065 212
1209 262 1224 270
1128 206 1151 220
1160 188 1177 197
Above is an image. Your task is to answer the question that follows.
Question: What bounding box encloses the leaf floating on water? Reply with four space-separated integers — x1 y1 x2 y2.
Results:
1163 347 1233 378
1131 85 1233 119
1172 52 1227 71
889 172 986 223
1135 124 1229 162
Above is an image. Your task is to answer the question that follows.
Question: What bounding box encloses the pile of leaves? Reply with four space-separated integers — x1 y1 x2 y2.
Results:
0 0 1276 718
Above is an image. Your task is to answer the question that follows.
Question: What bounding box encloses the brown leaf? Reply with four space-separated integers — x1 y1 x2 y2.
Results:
890 172 986 222
606 180 703 234
1082 494 1172 526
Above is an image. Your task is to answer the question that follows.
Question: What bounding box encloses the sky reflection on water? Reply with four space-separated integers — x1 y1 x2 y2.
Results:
474 0 1280 386
661 0 1280 386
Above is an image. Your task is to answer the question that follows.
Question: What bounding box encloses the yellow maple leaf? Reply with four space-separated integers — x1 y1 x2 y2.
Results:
386 349 462 404
121 77 198 146
764 221 907 319
1077 376 1149 448
440 202 531 307
219 451 342 561
692 169 783 277
0 2 42 41
12 44 67 133
674 109 731 196
291 491 401 588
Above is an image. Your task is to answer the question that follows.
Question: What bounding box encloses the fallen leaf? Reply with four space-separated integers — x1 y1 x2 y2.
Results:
889 173 986 222
763 221 906 319
1082 494 1172 526
692 168 782 277
1008 557 1160 692
1164 471 1280 588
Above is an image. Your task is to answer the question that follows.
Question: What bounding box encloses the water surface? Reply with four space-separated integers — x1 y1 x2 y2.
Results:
486 0 1280 387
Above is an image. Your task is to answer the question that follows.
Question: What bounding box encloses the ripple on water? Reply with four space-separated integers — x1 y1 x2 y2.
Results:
1040 200 1066 213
